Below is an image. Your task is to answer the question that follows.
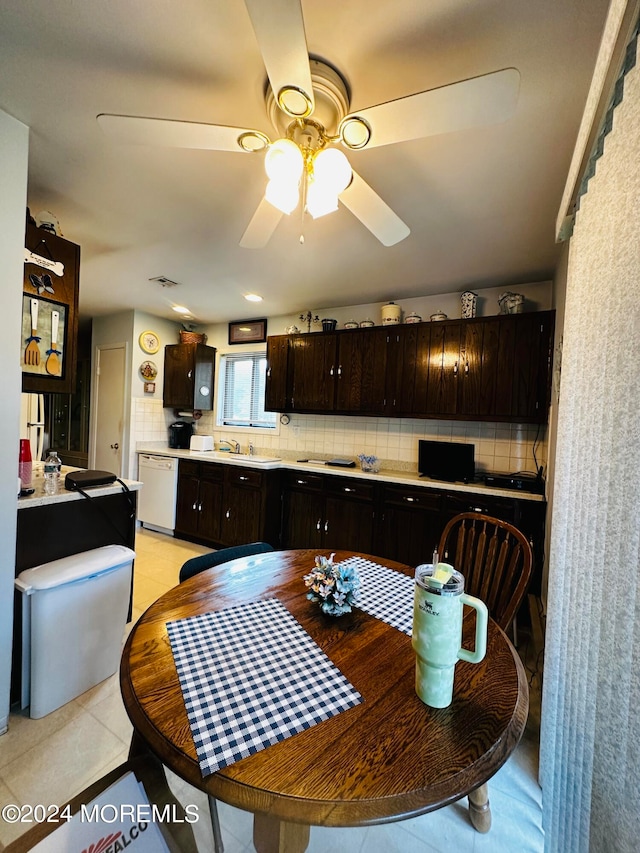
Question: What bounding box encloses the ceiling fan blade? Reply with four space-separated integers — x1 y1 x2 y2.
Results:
244 0 314 117
97 114 269 152
240 196 284 248
340 171 410 247
339 68 520 150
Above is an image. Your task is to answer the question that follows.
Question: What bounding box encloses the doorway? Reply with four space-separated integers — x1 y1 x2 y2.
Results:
91 343 127 476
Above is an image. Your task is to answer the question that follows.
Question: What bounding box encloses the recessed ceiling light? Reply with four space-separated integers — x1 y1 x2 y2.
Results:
244 293 263 303
172 305 191 314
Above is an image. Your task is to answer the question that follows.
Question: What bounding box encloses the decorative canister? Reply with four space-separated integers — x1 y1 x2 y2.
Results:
381 302 401 325
498 292 524 314
460 291 478 319
322 318 337 332
430 311 448 322
344 319 359 329
359 318 375 328
405 311 422 324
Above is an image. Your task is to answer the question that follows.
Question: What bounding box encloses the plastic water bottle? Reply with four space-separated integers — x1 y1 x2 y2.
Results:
43 450 62 495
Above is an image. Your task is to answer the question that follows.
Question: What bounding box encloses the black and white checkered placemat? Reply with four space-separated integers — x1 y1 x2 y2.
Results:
167 598 363 776
338 556 415 636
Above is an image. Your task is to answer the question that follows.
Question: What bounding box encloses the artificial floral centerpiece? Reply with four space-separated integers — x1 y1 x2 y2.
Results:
358 453 380 473
304 553 361 616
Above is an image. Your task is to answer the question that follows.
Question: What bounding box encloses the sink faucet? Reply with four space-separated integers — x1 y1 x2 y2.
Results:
220 439 240 454
248 442 255 456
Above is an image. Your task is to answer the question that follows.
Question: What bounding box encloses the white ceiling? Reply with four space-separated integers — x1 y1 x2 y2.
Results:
0 0 609 325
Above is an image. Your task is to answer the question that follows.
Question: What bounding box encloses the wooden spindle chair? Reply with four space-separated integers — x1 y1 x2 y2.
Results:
437 512 533 633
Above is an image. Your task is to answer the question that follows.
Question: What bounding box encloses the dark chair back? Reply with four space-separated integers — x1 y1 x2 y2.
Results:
437 512 533 631
179 541 274 583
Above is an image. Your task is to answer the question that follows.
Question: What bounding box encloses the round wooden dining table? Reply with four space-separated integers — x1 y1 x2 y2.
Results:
120 549 528 853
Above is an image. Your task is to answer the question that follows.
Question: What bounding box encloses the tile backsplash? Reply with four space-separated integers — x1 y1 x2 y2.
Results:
130 398 546 479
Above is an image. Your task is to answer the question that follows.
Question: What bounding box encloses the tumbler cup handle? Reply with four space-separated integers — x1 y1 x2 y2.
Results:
457 593 488 664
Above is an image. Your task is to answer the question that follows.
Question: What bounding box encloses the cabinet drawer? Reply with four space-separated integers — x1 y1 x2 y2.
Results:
226 467 263 488
442 493 516 521
285 471 324 491
178 459 200 478
325 477 374 502
383 484 442 512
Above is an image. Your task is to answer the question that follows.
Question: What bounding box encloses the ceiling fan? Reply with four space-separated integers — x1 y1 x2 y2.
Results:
98 0 520 249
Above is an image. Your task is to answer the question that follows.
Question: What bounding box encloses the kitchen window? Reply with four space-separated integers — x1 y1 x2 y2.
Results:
216 350 277 431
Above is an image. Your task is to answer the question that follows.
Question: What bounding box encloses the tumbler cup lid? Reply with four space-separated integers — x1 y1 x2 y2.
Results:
415 563 464 595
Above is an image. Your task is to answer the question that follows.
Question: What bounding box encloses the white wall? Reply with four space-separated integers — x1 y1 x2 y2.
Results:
0 109 29 733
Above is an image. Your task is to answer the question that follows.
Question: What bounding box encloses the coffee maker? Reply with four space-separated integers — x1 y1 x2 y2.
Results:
168 421 193 449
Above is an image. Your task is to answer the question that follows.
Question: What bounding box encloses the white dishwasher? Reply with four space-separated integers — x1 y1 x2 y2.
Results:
138 454 179 534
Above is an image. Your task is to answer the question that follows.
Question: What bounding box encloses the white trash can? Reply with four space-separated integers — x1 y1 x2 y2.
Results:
15 544 135 719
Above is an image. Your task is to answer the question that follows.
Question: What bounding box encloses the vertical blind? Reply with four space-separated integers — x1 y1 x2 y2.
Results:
219 352 276 428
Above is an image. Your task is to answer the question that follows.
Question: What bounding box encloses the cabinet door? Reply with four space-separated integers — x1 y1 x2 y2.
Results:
265 335 290 411
323 496 374 553
221 482 262 546
197 475 223 542
289 333 337 411
335 328 387 413
282 488 324 549
163 344 215 410
377 486 442 567
459 319 500 417
425 322 462 415
175 468 201 538
384 325 418 415
495 312 554 422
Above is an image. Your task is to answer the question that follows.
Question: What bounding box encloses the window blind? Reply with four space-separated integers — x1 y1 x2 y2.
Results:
219 352 276 429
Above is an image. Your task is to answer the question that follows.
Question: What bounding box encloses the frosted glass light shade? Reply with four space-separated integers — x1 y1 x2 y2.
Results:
306 181 339 219
265 138 304 182
312 148 352 194
265 178 299 214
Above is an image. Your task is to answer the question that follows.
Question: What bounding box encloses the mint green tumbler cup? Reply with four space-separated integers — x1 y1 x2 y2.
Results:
412 563 488 708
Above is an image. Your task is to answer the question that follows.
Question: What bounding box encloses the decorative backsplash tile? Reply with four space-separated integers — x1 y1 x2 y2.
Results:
129 398 547 479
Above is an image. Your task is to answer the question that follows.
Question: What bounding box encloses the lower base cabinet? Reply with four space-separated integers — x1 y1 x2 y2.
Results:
175 460 281 549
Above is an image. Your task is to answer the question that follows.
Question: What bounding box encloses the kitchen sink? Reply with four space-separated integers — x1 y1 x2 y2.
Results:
210 452 280 464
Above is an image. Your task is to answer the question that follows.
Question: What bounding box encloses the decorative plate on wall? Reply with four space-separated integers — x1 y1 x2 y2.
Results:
139 360 158 381
139 330 160 354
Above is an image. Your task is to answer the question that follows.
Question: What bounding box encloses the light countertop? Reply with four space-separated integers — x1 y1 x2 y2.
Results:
136 444 545 502
17 465 142 510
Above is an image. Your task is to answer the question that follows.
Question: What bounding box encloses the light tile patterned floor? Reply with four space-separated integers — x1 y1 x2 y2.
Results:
0 528 544 852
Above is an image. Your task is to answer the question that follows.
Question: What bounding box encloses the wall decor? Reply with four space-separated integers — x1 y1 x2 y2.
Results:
21 295 67 379
228 318 267 344
139 360 158 381
143 381 156 394
139 330 160 354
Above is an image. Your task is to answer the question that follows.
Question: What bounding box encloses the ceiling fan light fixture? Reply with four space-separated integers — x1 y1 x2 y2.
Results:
338 116 372 150
277 86 313 118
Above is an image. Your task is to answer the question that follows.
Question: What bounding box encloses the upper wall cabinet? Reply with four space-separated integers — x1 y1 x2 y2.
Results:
163 343 216 410
22 224 80 395
265 310 555 424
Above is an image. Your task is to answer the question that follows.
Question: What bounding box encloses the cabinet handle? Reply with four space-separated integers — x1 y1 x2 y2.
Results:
337 365 342 376
465 360 469 375
316 518 322 531
343 487 355 493
188 370 193 379
330 365 334 376
267 367 272 377
225 509 230 519
239 476 248 481
192 502 198 511
453 361 459 376
403 496 416 503
296 479 307 485
470 505 486 513
324 520 329 532
198 502 202 512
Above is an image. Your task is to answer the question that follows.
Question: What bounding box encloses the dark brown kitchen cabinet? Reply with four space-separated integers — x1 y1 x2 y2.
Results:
289 332 337 411
22 223 80 395
494 312 554 421
335 327 388 413
376 484 443 568
383 324 420 415
281 471 375 552
265 335 290 411
175 460 224 542
175 459 281 549
163 343 216 410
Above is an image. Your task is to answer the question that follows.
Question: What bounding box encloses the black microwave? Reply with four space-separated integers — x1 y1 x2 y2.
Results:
418 439 475 483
